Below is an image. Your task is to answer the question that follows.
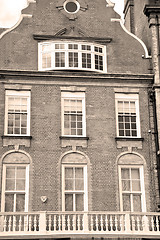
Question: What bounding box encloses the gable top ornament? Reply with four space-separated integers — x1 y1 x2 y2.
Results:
56 0 88 20
106 0 115 7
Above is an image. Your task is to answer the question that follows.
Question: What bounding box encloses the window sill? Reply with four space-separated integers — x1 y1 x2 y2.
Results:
60 136 89 149
115 137 144 149
2 135 32 148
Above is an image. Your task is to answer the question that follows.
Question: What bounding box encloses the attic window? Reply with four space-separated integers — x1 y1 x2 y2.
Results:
64 0 80 14
38 41 107 73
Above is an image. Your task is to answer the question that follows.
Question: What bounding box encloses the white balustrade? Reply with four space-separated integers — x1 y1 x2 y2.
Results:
0 211 159 237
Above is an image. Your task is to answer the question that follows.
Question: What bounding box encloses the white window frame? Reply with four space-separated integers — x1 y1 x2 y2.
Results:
118 165 146 212
1 164 29 212
62 164 88 211
115 93 141 138
38 41 107 73
4 90 31 136
61 91 86 137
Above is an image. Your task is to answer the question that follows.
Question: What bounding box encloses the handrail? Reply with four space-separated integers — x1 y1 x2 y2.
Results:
0 211 159 236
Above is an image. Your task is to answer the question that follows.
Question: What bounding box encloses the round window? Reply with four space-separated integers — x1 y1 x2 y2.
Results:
64 0 80 14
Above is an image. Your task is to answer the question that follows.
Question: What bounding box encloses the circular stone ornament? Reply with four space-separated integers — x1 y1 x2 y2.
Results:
64 0 80 14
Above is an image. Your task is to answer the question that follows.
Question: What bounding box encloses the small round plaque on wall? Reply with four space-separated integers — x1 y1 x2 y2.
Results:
64 0 80 14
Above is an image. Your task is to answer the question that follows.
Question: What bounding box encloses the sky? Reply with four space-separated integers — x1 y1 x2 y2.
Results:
0 0 124 28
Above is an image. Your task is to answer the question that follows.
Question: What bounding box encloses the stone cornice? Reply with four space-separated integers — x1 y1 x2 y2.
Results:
33 35 112 44
144 5 160 17
0 69 154 82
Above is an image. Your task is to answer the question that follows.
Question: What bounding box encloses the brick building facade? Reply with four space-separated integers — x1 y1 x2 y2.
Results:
124 0 160 212
0 0 159 239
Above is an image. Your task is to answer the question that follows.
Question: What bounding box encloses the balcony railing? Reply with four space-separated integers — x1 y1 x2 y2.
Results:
0 211 160 238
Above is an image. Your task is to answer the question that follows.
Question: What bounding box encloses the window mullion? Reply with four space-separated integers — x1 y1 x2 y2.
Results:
73 167 76 211
14 193 16 212
66 43 68 68
91 45 94 71
79 44 82 69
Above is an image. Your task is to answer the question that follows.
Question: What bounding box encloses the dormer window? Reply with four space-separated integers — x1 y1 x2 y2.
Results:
38 41 107 73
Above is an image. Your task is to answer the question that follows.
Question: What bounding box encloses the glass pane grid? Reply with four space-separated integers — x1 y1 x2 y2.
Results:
64 99 83 136
121 167 142 212
82 53 91 68
41 42 105 72
121 168 141 193
6 167 26 192
55 52 65 67
118 100 137 137
65 167 84 190
69 52 78 67
7 97 28 135
55 44 65 49
81 45 91 51
68 44 78 50
65 167 84 211
95 54 103 71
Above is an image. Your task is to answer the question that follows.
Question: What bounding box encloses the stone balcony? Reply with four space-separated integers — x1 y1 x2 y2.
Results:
0 211 160 239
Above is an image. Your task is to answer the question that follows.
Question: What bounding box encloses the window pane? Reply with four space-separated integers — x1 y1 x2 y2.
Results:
17 167 26 179
65 168 73 178
131 169 140 179
6 179 15 190
16 180 25 191
21 128 27 134
42 44 52 51
65 179 74 190
75 168 83 178
122 180 130 191
69 52 78 67
6 167 15 178
55 52 65 67
42 53 51 68
133 195 141 212
68 44 78 49
132 130 137 136
75 179 84 190
121 168 129 179
132 180 141 191
55 44 65 49
76 194 84 211
16 194 25 212
65 168 74 190
65 194 73 211
122 194 131 211
71 129 76 135
5 194 14 212
119 130 124 136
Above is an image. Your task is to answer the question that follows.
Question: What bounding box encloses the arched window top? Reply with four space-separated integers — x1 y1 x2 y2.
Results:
61 152 88 164
2 152 31 164
38 41 107 73
117 153 144 165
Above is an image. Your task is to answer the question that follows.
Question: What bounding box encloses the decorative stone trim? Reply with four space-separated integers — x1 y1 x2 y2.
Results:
60 136 89 151
56 0 88 20
106 0 114 7
2 136 32 148
114 87 139 93
60 86 86 92
111 18 151 59
4 84 32 90
115 137 144 150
